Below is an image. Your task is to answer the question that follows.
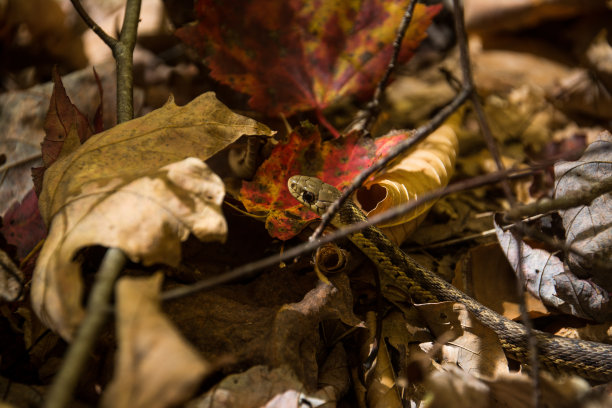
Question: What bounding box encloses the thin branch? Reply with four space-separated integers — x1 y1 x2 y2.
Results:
161 165 538 301
310 83 471 241
69 0 117 48
0 153 42 174
114 0 142 123
505 176 612 221
45 0 142 405
360 0 418 132
309 0 477 242
44 248 126 408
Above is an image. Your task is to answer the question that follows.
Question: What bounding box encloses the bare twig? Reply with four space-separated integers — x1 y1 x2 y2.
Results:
44 0 141 406
505 176 612 221
309 15 474 242
69 0 117 48
449 0 538 402
161 165 538 301
44 248 126 408
359 0 418 132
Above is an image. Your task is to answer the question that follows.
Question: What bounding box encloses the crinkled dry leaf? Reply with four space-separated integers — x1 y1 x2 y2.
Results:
360 310 430 408
38 92 274 223
554 131 612 285
187 365 340 408
32 67 93 195
101 273 210 408
416 302 508 379
494 216 612 322
32 92 274 340
453 243 548 320
166 271 358 392
355 119 458 244
0 249 23 302
425 366 601 408
464 0 605 33
33 158 226 340
0 61 117 216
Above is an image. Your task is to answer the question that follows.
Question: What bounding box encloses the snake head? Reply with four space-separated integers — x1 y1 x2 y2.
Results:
288 175 341 215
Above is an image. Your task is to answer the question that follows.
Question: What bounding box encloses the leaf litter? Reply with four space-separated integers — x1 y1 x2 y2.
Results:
2 0 612 406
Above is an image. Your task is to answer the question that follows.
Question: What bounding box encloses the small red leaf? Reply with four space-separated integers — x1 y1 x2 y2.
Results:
240 125 407 239
32 67 93 195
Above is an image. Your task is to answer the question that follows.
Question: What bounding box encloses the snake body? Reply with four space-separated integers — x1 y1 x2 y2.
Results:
288 175 612 381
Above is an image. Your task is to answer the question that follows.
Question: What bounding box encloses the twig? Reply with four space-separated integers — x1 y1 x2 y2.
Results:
44 0 141 406
505 176 612 221
69 0 117 48
0 153 42 174
44 248 126 408
359 0 418 132
161 165 538 301
450 0 539 402
69 0 141 122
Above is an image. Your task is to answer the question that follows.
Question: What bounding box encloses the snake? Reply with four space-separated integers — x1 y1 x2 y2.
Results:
288 175 612 381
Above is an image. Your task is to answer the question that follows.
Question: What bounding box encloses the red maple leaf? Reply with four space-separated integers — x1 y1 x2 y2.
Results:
177 0 441 132
240 124 408 239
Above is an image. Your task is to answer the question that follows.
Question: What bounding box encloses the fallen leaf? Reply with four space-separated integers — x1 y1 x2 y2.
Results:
32 93 274 340
32 66 93 195
464 0 606 33
425 365 602 408
176 0 441 122
0 61 118 215
416 302 508 379
101 273 210 408
186 365 340 408
355 120 459 244
494 215 612 322
554 131 612 286
165 271 358 392
38 92 273 223
33 158 226 340
453 243 548 321
240 125 407 239
0 189 46 262
0 249 23 302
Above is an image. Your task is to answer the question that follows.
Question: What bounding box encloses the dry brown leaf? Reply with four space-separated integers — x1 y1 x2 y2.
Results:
33 158 226 340
360 310 432 408
32 92 274 340
426 366 607 408
101 273 210 408
37 92 273 223
416 302 509 378
464 0 605 33
0 249 23 302
453 243 549 320
165 271 358 392
355 117 459 244
186 365 339 408
0 61 118 215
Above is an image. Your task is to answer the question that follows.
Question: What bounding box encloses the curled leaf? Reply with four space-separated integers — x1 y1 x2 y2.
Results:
355 120 459 244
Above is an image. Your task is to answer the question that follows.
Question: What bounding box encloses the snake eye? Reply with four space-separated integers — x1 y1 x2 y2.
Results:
302 191 316 204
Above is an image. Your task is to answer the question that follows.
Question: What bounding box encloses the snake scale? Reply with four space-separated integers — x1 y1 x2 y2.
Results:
288 175 612 381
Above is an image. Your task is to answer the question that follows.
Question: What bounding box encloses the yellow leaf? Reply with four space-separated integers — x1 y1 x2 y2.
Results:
32 93 274 340
101 273 210 408
355 117 459 244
